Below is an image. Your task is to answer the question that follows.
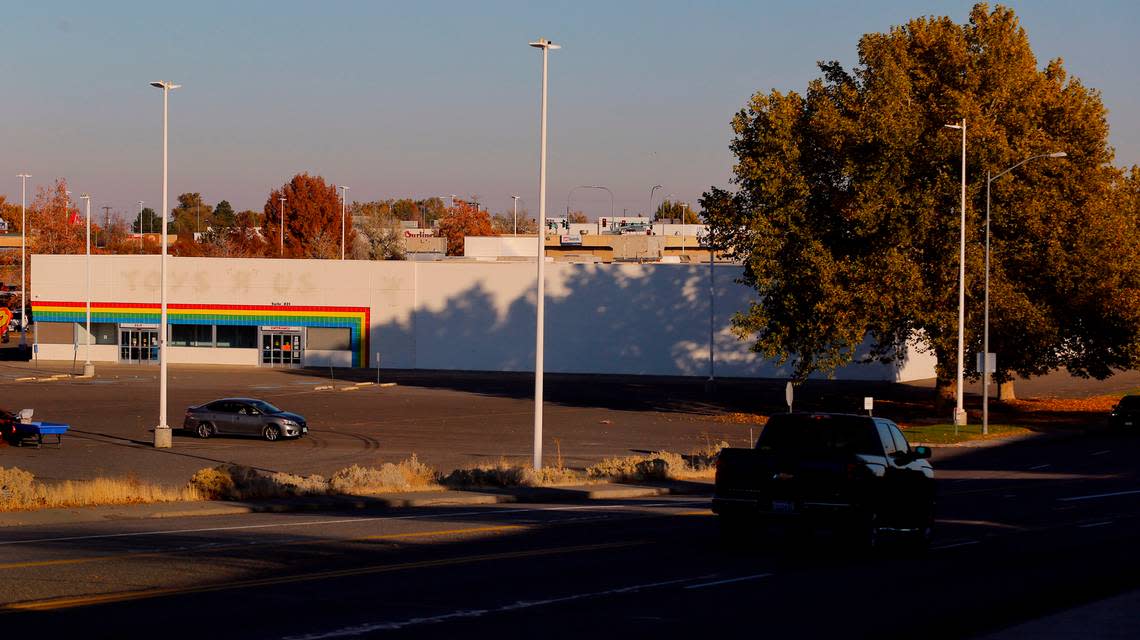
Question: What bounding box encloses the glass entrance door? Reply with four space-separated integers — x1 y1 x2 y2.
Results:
261 332 302 366
119 328 159 364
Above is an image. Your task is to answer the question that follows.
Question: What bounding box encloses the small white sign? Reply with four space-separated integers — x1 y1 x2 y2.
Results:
785 381 794 410
262 326 303 332
864 397 874 411
976 352 997 373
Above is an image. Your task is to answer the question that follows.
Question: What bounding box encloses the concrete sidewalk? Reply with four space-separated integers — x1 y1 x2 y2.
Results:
0 480 712 528
978 588 1140 639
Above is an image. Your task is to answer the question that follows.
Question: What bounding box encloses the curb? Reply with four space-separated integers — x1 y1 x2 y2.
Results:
0 482 712 528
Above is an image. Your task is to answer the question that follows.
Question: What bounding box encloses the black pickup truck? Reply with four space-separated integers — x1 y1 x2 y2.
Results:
713 412 935 549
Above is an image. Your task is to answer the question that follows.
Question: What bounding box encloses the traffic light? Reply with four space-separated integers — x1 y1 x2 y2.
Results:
562 219 569 229
601 218 607 227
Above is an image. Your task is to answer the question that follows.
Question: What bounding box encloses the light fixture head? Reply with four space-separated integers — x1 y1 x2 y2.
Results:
529 38 561 50
944 123 962 130
150 81 181 90
1049 151 1068 158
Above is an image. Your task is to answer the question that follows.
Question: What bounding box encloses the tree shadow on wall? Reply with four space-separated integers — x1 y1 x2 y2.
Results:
290 264 924 416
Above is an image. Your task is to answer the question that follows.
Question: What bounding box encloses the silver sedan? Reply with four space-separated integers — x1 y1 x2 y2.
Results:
182 398 308 441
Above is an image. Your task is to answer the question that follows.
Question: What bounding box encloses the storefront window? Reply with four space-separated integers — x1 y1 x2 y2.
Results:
170 324 214 347
216 325 257 348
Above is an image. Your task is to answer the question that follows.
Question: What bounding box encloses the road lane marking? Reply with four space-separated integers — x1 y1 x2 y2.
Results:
684 573 773 590
1078 521 1114 529
931 540 980 550
1 540 648 612
282 574 710 638
1091 450 1111 456
935 519 1023 530
1057 488 1140 502
1029 464 1051 470
0 500 706 547
0 525 529 571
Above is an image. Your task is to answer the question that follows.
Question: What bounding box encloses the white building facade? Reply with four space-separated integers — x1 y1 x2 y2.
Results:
30 254 936 381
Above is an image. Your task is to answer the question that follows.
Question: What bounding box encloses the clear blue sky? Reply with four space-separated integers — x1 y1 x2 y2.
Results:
2 1 1137 222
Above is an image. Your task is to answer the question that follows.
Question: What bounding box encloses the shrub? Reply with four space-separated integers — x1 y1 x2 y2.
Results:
188 464 326 500
1 466 199 512
329 455 440 494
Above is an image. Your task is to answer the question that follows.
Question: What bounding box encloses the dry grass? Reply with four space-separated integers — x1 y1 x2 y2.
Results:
1 466 200 512
329 455 441 494
442 457 587 489
585 440 729 482
189 465 327 500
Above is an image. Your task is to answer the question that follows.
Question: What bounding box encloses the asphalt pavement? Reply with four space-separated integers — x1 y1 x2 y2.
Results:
1 427 1138 639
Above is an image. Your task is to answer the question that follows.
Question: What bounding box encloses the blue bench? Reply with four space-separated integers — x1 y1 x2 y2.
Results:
13 421 69 448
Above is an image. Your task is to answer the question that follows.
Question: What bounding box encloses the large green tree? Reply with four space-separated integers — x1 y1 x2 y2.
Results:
653 200 699 223
170 192 214 236
131 207 162 234
701 3 1140 403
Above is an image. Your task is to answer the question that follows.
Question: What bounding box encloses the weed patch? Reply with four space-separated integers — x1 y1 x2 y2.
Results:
1 466 199 512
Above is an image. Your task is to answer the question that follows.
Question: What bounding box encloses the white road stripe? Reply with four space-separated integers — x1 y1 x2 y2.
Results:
0 500 707 546
1057 488 1140 503
684 573 773 589
282 575 715 639
1029 464 1051 470
1091 450 1112 456
931 540 980 550
1078 521 1114 529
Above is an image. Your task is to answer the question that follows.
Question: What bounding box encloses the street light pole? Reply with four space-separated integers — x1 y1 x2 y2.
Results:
529 37 559 471
566 185 613 223
511 195 520 235
981 151 1067 435
339 185 349 260
150 80 180 449
80 194 94 377
944 119 968 426
137 201 144 253
680 202 689 261
16 173 30 348
648 184 662 218
278 196 286 257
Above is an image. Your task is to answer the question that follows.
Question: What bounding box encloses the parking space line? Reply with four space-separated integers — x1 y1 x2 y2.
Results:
684 573 772 590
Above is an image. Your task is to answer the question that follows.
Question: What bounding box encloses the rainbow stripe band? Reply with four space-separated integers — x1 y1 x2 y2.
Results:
32 301 370 367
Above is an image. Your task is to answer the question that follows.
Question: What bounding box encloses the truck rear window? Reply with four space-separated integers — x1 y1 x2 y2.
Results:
757 415 882 456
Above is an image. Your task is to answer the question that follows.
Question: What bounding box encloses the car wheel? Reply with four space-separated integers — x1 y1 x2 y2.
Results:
196 422 214 439
263 424 281 442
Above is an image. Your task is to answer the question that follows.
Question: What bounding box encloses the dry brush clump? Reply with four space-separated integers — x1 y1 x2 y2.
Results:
585 441 729 482
329 455 441 494
0 466 200 512
189 464 327 501
441 458 586 489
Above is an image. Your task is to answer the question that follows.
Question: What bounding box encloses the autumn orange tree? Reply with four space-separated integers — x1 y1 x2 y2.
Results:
262 173 356 259
701 4 1140 403
437 201 496 255
28 179 84 255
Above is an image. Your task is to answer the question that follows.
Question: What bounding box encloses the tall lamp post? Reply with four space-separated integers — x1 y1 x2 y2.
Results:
79 194 94 377
511 195 520 235
339 185 349 260
150 80 180 448
648 184 662 218
137 201 144 253
529 36 559 470
980 151 1067 435
565 185 613 222
679 202 689 260
16 173 31 348
944 119 967 426
278 196 286 257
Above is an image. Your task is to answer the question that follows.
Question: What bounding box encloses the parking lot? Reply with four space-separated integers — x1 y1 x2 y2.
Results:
0 361 764 485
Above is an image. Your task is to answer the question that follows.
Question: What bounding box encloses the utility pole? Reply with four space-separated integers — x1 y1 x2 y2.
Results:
101 206 112 248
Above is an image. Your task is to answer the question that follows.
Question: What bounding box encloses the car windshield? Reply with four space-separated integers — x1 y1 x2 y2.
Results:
247 400 281 414
757 415 881 456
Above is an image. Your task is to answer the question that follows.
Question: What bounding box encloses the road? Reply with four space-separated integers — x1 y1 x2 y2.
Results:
2 428 1138 639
